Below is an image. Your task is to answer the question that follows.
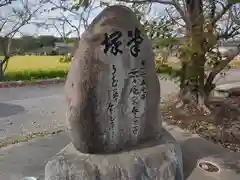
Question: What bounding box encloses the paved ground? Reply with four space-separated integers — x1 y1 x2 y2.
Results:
0 133 70 180
0 124 239 180
0 85 67 141
0 79 180 142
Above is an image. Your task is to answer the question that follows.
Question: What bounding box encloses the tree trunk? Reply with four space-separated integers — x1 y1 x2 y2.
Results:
0 61 4 81
177 0 211 114
0 57 10 81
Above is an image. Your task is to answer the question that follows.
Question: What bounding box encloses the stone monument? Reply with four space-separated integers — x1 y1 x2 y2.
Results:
45 5 183 180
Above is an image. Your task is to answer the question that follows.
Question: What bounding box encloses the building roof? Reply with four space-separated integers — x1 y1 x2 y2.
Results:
54 42 74 48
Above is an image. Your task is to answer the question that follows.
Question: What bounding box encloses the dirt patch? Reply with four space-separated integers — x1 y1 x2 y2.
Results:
0 129 64 149
162 94 240 152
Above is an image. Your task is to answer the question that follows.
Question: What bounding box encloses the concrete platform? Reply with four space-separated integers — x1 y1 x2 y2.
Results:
0 123 239 180
164 122 240 180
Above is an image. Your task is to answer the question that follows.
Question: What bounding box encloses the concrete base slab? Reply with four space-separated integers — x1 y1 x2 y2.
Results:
0 124 240 180
45 129 183 180
164 122 240 180
0 133 70 180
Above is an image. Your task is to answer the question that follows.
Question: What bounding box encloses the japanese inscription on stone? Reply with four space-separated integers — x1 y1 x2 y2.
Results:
127 28 144 57
64 4 162 154
101 28 143 57
107 64 120 145
101 28 146 141
128 62 147 137
101 27 146 142
101 31 123 56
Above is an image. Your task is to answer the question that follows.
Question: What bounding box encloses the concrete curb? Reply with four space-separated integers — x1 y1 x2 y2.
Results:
211 82 240 98
215 82 240 91
0 77 66 88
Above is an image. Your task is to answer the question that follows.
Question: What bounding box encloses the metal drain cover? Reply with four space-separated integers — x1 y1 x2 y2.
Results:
198 161 220 172
20 177 38 180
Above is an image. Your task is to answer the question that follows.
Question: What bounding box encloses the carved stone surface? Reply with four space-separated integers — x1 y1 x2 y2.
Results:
65 5 161 153
45 129 183 180
45 5 184 179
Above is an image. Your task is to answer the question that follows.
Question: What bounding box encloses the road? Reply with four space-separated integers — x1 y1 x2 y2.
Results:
0 69 239 141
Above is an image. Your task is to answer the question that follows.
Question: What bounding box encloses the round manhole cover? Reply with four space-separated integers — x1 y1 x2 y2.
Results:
198 161 220 172
20 177 38 180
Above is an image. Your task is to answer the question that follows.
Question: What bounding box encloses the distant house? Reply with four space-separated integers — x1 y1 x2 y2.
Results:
36 46 56 55
54 42 75 55
24 42 76 56
25 46 56 56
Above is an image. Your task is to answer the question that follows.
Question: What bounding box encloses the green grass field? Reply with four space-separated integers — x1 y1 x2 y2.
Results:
5 56 69 72
0 55 239 81
1 56 70 81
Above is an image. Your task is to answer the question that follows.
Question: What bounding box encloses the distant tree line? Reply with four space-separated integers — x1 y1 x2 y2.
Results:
0 35 77 56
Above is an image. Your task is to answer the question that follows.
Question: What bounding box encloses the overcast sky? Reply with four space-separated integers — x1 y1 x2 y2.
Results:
0 0 167 38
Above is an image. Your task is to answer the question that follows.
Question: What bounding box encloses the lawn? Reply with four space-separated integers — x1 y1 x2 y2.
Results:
0 55 239 81
5 56 69 72
0 56 70 81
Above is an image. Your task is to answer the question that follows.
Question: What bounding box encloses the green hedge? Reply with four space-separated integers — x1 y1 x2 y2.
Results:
4 69 69 81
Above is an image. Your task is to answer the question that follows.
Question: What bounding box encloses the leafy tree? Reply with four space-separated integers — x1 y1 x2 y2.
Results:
35 0 100 41
37 35 57 47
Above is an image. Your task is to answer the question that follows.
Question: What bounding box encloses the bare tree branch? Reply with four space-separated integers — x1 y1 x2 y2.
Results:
218 27 240 39
117 0 174 5
0 18 8 32
165 6 186 28
0 0 16 7
212 2 233 25
0 0 44 79
37 0 98 39
172 0 189 26
4 6 42 38
216 9 240 40
118 0 189 25
230 3 240 25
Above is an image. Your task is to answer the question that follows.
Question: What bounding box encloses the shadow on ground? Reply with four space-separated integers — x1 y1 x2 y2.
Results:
0 103 25 118
0 133 70 180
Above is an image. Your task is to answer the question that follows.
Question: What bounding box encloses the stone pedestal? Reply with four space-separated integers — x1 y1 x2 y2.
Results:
45 129 183 180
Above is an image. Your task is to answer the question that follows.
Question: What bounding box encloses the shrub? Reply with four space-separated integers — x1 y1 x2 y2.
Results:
156 60 180 75
230 59 240 68
59 54 72 63
4 69 69 81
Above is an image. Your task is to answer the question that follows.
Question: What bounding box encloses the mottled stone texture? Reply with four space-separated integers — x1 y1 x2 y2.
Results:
65 5 161 154
46 5 184 180
45 129 183 180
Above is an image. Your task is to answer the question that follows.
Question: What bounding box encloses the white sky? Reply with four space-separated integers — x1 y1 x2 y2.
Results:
0 0 168 38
